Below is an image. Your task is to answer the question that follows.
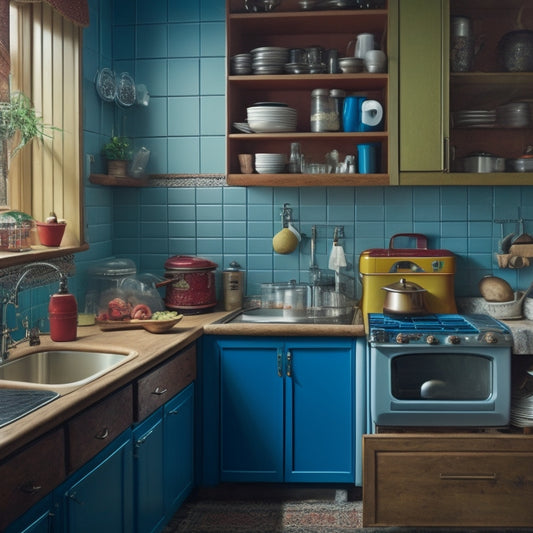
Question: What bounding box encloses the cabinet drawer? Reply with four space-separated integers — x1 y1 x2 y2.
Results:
67 385 133 472
364 435 533 528
135 344 196 421
0 427 65 530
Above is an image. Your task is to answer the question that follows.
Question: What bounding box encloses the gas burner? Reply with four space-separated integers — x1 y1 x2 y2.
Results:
368 313 513 347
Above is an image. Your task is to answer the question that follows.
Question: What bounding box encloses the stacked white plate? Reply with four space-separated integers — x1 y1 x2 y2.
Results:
247 102 297 133
511 377 533 428
231 53 252 75
251 47 289 74
255 153 287 174
452 109 496 128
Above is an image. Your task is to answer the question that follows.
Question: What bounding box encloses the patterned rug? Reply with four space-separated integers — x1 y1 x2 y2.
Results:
164 498 363 532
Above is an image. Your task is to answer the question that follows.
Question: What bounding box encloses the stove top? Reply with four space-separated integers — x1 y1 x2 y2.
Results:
368 313 513 347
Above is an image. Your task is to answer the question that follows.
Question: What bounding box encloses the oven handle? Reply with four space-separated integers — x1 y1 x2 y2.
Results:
440 473 497 481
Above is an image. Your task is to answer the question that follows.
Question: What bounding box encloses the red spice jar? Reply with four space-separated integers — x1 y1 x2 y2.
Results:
162 255 217 314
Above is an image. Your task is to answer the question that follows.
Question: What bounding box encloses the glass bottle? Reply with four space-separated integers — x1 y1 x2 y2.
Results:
288 142 302 173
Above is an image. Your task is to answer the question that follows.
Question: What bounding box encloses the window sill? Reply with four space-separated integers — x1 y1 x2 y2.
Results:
0 243 89 268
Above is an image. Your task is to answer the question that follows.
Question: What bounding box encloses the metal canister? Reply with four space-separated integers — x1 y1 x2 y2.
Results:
223 261 244 311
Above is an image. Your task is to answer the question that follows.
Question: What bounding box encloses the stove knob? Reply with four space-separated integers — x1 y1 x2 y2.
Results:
483 332 498 344
396 333 409 344
426 335 439 345
447 335 461 345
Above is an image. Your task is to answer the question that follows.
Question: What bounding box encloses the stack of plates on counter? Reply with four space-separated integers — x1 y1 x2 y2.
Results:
511 376 533 428
254 153 287 174
231 53 252 75
247 102 297 132
452 109 496 128
496 102 531 128
251 47 289 74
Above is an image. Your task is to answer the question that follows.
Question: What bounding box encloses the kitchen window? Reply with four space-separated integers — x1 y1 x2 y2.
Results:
0 0 87 265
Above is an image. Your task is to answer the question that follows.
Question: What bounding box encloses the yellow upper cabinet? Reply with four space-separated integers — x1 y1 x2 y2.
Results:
398 0 533 186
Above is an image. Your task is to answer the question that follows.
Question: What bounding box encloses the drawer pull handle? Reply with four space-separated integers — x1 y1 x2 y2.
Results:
20 482 42 494
95 427 109 440
152 387 168 395
286 351 292 377
440 473 496 481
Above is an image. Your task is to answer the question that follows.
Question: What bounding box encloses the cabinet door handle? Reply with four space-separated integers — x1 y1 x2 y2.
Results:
152 386 167 395
95 427 109 440
443 137 450 173
277 349 283 377
68 491 83 505
135 428 155 447
286 350 292 377
440 473 496 481
20 482 42 494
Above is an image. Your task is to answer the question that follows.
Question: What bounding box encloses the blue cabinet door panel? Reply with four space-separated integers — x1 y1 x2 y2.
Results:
219 342 284 482
164 383 195 514
285 341 355 482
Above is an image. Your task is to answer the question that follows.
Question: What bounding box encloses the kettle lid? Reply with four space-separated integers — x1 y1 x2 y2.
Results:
382 278 427 293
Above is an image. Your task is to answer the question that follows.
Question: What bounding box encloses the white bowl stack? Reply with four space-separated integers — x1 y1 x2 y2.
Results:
254 153 287 174
247 103 297 133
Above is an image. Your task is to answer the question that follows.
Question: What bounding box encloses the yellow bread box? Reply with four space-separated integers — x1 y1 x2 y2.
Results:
359 234 457 329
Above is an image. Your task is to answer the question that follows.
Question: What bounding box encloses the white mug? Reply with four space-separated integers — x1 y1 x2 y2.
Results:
353 33 375 59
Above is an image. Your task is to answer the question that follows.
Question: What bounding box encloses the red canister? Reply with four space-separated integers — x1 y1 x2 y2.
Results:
49 290 78 341
163 255 217 314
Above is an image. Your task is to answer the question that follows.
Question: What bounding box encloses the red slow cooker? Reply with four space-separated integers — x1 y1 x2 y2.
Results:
161 255 218 314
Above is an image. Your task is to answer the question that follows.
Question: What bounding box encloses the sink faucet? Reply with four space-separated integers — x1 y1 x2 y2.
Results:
0 261 65 361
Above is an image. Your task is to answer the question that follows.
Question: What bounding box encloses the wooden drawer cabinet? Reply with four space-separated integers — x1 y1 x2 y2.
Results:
363 433 533 528
135 344 196 421
0 427 65 531
67 385 133 472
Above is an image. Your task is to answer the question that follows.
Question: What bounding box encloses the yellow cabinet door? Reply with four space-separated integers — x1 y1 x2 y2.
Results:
399 0 448 174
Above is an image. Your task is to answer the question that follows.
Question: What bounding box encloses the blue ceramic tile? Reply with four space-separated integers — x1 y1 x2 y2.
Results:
136 24 168 59
168 238 197 255
248 188 274 204
248 254 273 270
140 205 168 223
200 96 225 135
168 188 196 205
196 188 222 204
169 222 196 238
200 136 225 173
197 204 223 221
327 187 355 205
137 0 167 24
246 204 272 222
113 26 135 60
168 97 200 135
169 204 196 222
140 187 168 204
224 205 246 221
224 221 247 238
141 236 169 254
248 238 274 254
168 24 200 58
113 0 135 25
167 137 200 173
136 59 167 96
200 22 225 56
140 221 169 238
198 221 223 237
201 0 226 21
223 187 247 204
198 238 223 254
200 58 225 94
168 59 199 95
169 2 200 22
248 221 273 238
132 97 168 137
300 204 327 223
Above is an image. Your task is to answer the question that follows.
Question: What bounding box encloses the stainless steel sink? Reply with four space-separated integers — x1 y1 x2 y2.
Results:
224 306 361 325
0 349 137 394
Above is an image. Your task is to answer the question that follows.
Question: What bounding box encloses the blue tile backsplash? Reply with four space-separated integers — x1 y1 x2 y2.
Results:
11 0 533 331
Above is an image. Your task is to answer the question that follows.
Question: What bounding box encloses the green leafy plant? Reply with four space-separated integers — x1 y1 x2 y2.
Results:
0 92 59 158
101 136 132 160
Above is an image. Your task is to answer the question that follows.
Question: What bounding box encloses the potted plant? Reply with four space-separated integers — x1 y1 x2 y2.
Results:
0 91 60 158
101 136 132 177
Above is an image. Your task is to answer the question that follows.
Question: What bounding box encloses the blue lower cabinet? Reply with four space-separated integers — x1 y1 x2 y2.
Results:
164 383 195 513
212 337 357 484
5 494 58 533
60 429 134 533
134 383 195 533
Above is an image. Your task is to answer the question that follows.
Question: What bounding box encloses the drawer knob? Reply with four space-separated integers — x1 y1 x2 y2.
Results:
20 482 42 494
95 427 109 440
152 386 168 396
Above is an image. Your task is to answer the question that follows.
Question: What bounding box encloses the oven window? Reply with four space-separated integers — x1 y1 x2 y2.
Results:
391 353 492 401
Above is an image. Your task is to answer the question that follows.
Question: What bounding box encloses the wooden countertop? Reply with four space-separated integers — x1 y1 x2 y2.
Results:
0 308 366 461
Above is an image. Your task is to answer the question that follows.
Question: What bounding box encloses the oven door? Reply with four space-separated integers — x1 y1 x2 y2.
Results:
370 344 511 427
